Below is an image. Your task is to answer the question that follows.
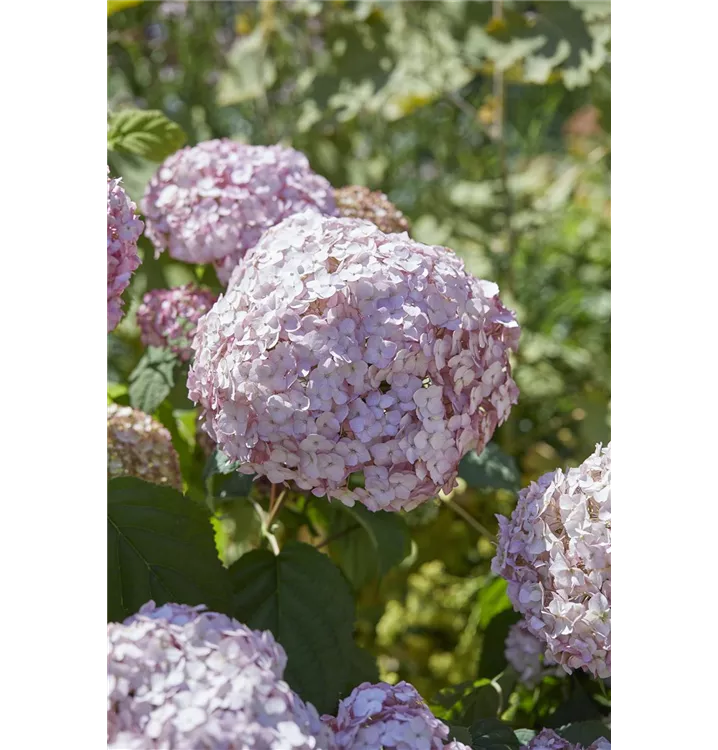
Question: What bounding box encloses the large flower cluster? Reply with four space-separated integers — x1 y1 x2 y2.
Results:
520 729 610 750
137 283 217 361
107 404 182 490
504 620 562 688
108 600 335 749
108 167 143 332
324 681 449 750
188 211 519 512
334 185 410 235
492 443 611 678
142 140 337 284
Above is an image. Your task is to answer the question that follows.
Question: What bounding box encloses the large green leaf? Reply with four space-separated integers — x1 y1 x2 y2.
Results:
128 347 176 415
477 577 515 629
459 443 521 492
478 609 522 679
469 718 522 750
546 679 603 728
108 109 187 162
107 477 231 622
327 503 411 589
343 644 380 694
228 541 358 715
558 720 611 744
432 678 503 724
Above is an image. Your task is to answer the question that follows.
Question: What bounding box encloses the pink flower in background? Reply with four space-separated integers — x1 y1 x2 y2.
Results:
505 620 563 688
142 140 336 284
520 729 610 750
108 168 143 332
493 443 611 679
108 600 334 749
188 211 520 512
137 283 217 361
324 681 449 750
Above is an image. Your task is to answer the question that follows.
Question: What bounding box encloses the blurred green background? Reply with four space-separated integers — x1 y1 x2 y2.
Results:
108 0 610 717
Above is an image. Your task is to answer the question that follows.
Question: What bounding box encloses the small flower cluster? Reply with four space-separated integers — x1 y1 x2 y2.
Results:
107 404 182 490
137 283 217 361
188 211 519 512
108 601 335 749
505 620 562 688
521 729 610 750
492 443 611 678
108 167 143 332
334 185 410 235
324 681 449 750
142 140 337 284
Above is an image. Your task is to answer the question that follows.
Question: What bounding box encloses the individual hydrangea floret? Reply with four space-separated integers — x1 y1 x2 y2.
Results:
334 185 410 235
108 600 334 749
324 681 449 750
107 404 182 490
505 620 562 688
493 443 611 679
108 167 143 332
137 283 217 361
520 729 610 750
142 140 337 284
188 211 520 512
444 743 472 750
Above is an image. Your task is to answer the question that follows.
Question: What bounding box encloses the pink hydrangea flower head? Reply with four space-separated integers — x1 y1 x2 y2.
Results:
520 729 610 750
505 620 563 688
493 443 611 679
108 600 335 749
137 283 218 361
108 167 143 332
107 404 182 490
141 140 337 284
188 211 520 512
324 681 449 750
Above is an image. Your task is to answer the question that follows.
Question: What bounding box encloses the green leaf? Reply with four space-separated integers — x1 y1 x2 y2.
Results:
432 678 502 724
546 679 603 727
327 503 411 588
203 448 242 482
228 541 358 714
514 729 537 744
558 720 611 744
108 109 187 162
556 719 611 747
469 718 522 750
128 347 177 415
477 609 522 679
343 644 379 694
107 0 143 16
203 449 255 508
448 725 474 746
107 477 231 622
477 577 515 629
459 443 521 492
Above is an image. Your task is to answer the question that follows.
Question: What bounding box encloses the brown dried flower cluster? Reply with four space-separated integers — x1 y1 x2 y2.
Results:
107 404 182 490
334 185 410 235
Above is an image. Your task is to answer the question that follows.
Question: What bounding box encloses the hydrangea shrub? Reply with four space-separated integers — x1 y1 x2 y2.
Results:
107 81 610 745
